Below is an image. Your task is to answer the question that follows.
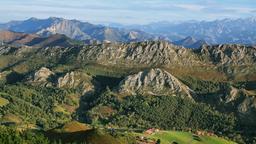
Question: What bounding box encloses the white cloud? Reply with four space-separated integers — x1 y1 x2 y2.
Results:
173 4 206 12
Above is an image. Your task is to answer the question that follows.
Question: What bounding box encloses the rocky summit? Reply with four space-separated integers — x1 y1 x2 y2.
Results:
117 68 193 98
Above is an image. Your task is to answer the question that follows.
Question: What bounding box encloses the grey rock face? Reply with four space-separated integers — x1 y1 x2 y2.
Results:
37 20 90 40
117 68 193 98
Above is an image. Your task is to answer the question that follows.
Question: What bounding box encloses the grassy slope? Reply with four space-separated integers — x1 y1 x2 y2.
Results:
137 131 236 144
0 97 9 107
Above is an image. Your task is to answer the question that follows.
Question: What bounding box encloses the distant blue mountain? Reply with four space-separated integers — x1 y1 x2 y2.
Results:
113 17 256 44
0 17 62 33
2 17 256 46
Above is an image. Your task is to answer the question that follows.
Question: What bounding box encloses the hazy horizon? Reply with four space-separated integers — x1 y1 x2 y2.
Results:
1 0 256 24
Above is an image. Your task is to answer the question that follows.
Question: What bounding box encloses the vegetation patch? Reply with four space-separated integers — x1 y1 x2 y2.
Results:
0 97 9 107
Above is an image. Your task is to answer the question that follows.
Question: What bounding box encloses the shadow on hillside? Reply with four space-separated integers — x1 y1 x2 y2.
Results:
74 75 123 123
45 129 94 143
6 71 25 84
45 129 121 144
93 75 123 89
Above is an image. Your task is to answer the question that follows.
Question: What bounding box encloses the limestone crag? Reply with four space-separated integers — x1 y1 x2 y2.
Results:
117 68 193 98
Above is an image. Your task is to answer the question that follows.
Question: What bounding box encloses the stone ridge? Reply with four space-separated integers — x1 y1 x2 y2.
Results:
78 40 200 67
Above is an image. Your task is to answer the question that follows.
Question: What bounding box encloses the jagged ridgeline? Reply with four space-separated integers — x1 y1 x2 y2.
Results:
1 40 256 78
0 40 256 143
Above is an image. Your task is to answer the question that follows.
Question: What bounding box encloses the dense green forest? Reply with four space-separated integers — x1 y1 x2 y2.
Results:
0 82 255 143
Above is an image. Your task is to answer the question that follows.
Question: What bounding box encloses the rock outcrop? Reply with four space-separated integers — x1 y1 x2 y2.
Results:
28 67 98 95
57 71 98 95
117 68 193 98
28 67 54 86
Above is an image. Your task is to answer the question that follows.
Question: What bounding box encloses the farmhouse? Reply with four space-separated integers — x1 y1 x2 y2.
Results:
144 128 160 135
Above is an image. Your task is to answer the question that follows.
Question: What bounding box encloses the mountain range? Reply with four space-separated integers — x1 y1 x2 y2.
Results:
0 17 157 43
113 17 256 45
3 17 256 48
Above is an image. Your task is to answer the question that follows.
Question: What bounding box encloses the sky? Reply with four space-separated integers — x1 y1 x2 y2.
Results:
0 0 256 24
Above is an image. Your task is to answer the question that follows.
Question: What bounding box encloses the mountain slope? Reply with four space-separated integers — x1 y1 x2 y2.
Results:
26 34 74 47
0 30 74 47
0 30 39 45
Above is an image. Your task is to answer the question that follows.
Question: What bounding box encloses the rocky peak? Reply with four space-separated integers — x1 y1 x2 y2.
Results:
117 68 193 98
57 71 96 95
36 19 89 40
